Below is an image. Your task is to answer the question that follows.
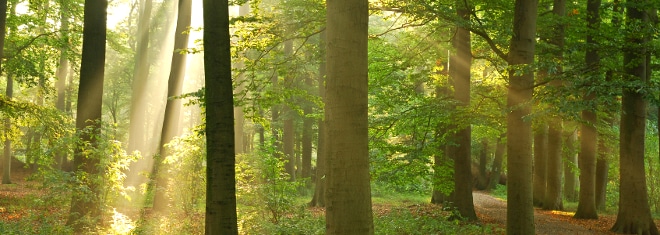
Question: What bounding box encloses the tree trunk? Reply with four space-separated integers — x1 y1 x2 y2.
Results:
533 124 547 207
575 0 600 219
324 0 374 233
541 0 566 211
611 1 657 233
309 31 326 207
55 3 70 170
449 0 477 221
506 0 538 233
203 0 238 233
234 3 249 155
476 139 488 190
152 0 192 213
128 0 153 154
66 0 108 230
563 129 578 202
487 135 505 190
543 120 563 210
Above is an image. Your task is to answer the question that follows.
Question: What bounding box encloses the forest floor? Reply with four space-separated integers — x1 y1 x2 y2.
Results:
473 191 660 234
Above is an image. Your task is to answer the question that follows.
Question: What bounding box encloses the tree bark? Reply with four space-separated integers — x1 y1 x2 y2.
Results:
476 139 488 190
544 121 563 210
487 135 505 190
66 0 107 230
448 0 477 220
611 1 657 233
563 129 578 202
309 31 326 207
506 0 538 233
152 0 192 213
324 0 374 233
541 0 566 211
575 0 600 219
55 1 70 170
533 124 547 207
203 0 238 233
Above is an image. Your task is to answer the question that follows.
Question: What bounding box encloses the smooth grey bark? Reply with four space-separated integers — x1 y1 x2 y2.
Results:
449 0 477 220
506 0 538 233
575 0 600 219
203 0 238 233
324 0 374 233
611 0 657 233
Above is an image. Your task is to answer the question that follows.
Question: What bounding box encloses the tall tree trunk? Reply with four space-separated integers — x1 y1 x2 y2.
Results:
128 0 153 154
203 0 238 233
544 121 563 210
563 129 578 202
595 132 609 210
542 0 566 211
487 135 505 190
234 2 249 155
324 0 374 233
533 124 547 207
476 139 488 190
282 39 296 181
575 0 600 219
309 31 326 207
449 0 477 220
55 1 70 170
611 0 657 233
506 0 538 233
66 0 108 230
152 0 192 213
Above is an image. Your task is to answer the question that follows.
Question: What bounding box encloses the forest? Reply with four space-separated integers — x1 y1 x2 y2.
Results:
0 0 658 234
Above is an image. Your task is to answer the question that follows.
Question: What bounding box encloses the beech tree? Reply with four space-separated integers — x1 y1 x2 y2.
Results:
505 0 539 233
66 0 108 230
324 0 374 233
611 0 658 233
574 0 600 219
203 0 238 233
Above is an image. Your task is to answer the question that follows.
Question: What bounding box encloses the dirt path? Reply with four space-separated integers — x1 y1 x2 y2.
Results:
472 191 605 235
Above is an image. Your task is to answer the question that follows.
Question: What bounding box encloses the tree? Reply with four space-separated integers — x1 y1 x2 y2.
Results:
506 0 539 234
153 0 192 212
203 0 238 233
574 0 600 219
542 0 566 211
449 0 477 221
324 0 373 233
532 124 547 207
66 0 108 230
309 31 326 207
610 0 658 233
563 129 578 202
0 0 9 185
128 0 153 154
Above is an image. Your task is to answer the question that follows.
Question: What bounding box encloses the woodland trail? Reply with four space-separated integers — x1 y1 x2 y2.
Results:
473 191 615 235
